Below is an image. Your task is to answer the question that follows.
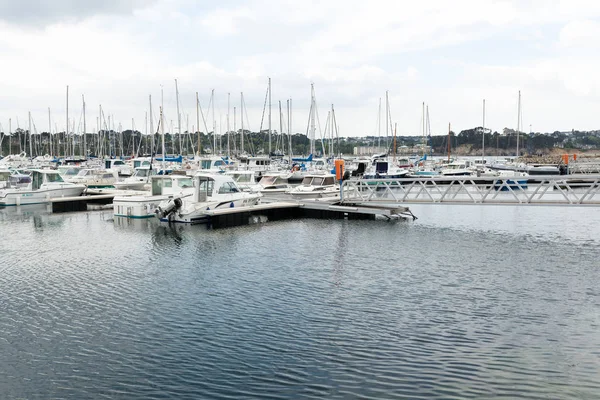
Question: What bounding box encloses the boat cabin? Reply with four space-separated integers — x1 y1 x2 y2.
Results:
300 174 336 187
239 156 271 171
150 175 194 196
192 173 242 202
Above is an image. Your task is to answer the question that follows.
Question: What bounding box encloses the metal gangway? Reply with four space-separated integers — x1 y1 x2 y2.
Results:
340 175 600 206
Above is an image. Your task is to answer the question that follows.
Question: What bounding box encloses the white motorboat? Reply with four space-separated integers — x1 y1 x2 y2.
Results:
0 167 11 189
363 159 410 179
286 174 340 199
155 172 262 223
113 166 155 190
439 160 474 176
224 170 262 192
113 174 194 219
0 169 85 206
68 168 119 188
257 173 291 198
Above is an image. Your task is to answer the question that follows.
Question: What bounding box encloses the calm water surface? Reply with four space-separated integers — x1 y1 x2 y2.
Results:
1 204 599 399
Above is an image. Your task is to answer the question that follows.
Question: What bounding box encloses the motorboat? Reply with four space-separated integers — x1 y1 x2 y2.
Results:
57 166 84 181
68 168 119 188
439 160 474 176
0 169 85 206
113 174 194 218
257 173 291 198
363 159 410 179
224 170 262 192
286 174 339 199
113 166 155 190
494 170 529 191
155 172 262 223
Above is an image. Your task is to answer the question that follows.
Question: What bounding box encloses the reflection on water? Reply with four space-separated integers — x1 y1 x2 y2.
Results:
1 207 599 399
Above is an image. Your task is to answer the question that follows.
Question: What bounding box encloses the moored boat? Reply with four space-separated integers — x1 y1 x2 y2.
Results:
0 169 85 206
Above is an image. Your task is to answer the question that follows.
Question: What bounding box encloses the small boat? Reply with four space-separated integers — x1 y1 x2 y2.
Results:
363 159 410 180
257 173 291 198
224 170 262 192
439 160 474 176
494 171 529 191
68 168 119 188
286 174 339 199
0 169 85 206
155 172 262 223
113 174 194 219
113 166 155 190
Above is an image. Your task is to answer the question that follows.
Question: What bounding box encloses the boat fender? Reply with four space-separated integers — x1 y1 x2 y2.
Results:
230 202 234 208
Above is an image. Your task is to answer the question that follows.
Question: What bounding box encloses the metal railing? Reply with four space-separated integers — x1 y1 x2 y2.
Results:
341 175 600 206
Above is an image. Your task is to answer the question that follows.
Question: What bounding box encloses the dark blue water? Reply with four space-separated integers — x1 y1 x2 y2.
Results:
1 205 599 399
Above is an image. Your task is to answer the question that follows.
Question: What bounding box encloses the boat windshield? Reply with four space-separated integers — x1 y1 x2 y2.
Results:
233 174 252 183
301 177 312 185
177 178 193 188
200 160 212 169
45 173 64 183
260 176 276 185
218 182 240 193
62 168 81 177
311 177 324 186
135 169 149 177
77 169 91 176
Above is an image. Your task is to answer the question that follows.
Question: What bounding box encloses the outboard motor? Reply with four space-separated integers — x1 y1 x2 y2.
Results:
155 197 183 219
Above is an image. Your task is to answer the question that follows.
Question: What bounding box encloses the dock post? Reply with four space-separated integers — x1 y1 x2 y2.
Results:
335 159 345 202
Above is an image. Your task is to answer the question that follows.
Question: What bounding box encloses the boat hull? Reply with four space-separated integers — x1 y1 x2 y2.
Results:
0 185 85 206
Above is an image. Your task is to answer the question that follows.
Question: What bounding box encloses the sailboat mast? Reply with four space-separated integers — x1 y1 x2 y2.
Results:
149 95 154 156
279 100 283 156
385 91 389 154
393 122 397 162
482 99 486 160
175 79 181 155
196 92 201 156
48 108 52 157
447 122 451 162
160 106 166 171
227 92 230 157
377 97 381 153
268 77 272 156
28 111 33 157
289 99 293 162
9 118 11 155
310 83 316 156
82 95 86 158
240 92 244 155
516 90 521 158
65 85 69 158
212 89 216 155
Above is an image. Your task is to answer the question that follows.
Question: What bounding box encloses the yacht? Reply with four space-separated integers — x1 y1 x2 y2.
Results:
0 169 85 206
155 172 262 223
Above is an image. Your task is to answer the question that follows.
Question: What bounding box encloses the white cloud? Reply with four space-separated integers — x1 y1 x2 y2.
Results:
2 0 600 141
200 7 255 36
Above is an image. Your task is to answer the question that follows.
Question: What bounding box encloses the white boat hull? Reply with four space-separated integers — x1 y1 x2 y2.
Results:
160 196 261 223
113 195 170 218
0 185 86 206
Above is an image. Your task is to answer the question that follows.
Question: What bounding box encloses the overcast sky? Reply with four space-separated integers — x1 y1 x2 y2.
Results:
1 0 599 139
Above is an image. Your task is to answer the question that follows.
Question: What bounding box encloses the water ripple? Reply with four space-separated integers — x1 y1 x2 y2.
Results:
0 207 599 399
